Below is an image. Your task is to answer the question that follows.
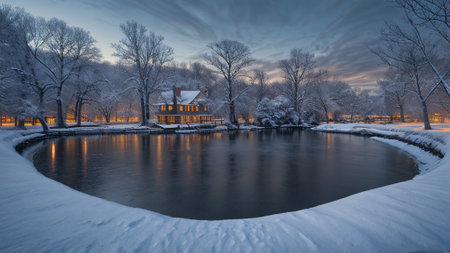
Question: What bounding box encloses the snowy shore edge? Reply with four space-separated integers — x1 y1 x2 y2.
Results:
1 124 450 252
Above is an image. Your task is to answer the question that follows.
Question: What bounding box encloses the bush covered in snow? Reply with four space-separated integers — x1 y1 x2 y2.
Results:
254 96 299 127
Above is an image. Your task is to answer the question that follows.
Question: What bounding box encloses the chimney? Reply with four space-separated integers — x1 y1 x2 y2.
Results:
176 88 181 97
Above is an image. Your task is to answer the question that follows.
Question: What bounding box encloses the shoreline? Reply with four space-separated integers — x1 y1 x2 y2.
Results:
1 123 449 252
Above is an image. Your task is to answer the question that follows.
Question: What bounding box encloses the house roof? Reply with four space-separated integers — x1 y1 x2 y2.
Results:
159 90 206 105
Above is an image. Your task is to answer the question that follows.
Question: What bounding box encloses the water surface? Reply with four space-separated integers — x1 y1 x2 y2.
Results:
29 129 417 220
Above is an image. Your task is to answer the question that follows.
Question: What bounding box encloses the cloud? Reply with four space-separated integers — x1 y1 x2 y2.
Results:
5 0 404 88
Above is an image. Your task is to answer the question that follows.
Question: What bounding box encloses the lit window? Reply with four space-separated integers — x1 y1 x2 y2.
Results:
180 106 183 111
187 106 190 112
204 106 207 111
161 105 164 111
168 106 173 111
195 106 199 111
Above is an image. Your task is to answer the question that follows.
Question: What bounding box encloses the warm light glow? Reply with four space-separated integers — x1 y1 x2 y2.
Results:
82 138 88 177
157 135 163 171
51 142 55 172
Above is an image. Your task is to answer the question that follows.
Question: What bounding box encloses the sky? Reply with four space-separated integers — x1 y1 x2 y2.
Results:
1 0 403 88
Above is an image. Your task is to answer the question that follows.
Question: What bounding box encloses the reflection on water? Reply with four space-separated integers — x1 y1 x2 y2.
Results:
32 129 418 220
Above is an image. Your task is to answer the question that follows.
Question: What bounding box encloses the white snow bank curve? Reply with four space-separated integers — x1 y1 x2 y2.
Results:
1 125 450 252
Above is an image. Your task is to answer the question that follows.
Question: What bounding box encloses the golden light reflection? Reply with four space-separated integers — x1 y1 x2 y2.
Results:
51 142 55 172
214 132 223 140
156 135 163 171
186 135 190 151
327 134 335 151
82 138 88 177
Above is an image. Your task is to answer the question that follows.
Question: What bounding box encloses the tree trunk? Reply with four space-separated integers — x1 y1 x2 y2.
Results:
399 104 405 123
56 87 66 128
139 93 146 126
229 101 237 125
37 115 49 132
74 99 79 123
18 118 26 130
145 94 150 123
37 92 49 132
421 100 432 130
77 100 83 126
294 83 299 113
227 80 238 125
105 114 111 123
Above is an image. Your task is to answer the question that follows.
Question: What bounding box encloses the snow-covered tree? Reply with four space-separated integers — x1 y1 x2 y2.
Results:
392 1 450 96
395 0 450 44
374 20 443 129
279 49 316 115
378 69 410 122
254 96 299 127
251 69 270 104
113 20 173 126
0 6 53 131
26 17 100 128
203 39 254 125
71 63 104 126
308 80 339 123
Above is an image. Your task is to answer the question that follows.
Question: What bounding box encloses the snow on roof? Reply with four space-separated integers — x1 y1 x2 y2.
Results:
160 90 202 105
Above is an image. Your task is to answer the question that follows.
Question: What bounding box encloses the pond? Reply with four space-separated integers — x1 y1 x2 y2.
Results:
26 129 418 220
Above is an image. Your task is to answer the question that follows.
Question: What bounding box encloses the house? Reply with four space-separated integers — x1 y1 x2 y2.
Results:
155 87 213 124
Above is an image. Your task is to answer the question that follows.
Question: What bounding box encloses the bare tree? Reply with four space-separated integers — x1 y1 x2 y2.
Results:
395 0 450 43
378 69 410 122
374 38 434 129
113 20 173 126
203 39 254 125
72 64 103 126
394 2 450 96
26 18 100 128
95 82 119 123
0 6 56 131
251 69 270 104
309 79 345 124
279 49 316 115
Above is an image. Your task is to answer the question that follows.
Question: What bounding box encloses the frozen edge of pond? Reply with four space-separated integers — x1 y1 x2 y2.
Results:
1 124 450 252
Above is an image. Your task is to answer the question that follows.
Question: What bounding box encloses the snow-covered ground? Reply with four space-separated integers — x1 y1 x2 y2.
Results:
1 124 450 252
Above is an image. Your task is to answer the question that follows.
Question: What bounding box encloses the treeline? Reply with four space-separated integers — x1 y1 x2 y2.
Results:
0 1 449 131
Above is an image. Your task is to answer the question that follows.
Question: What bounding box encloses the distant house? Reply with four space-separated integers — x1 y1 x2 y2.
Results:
155 87 213 124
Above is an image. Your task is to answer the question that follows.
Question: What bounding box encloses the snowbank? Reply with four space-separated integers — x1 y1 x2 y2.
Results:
313 123 446 158
1 124 450 252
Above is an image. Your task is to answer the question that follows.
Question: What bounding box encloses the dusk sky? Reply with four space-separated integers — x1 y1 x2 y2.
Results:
1 0 403 88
